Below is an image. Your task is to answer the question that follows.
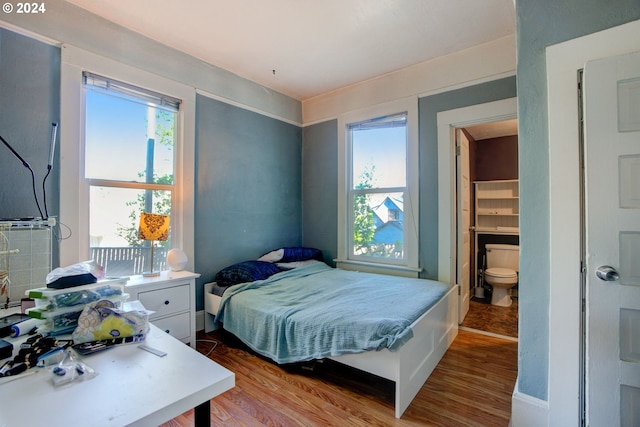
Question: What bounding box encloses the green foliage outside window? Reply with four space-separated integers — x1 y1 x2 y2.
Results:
353 164 376 254
118 110 175 247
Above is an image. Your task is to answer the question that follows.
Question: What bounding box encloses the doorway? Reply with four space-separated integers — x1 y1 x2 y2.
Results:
436 97 518 328
457 119 519 339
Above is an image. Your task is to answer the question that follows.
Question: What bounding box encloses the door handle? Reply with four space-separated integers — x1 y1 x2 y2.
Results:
596 265 619 282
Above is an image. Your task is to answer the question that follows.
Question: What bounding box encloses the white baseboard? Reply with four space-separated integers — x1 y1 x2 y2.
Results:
511 378 549 427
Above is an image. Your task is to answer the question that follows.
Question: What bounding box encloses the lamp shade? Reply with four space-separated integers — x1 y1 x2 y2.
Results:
138 213 170 241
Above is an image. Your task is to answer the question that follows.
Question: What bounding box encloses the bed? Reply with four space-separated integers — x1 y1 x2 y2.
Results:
203 248 459 418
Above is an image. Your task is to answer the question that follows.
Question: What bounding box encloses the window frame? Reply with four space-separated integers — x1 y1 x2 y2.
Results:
60 45 195 269
337 97 420 276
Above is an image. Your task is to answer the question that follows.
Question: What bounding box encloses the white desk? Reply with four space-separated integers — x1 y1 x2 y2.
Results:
0 325 235 426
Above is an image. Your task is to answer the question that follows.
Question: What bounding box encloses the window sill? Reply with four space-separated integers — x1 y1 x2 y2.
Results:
334 259 422 278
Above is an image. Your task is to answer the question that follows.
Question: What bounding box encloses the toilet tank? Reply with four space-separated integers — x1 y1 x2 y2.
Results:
485 244 519 271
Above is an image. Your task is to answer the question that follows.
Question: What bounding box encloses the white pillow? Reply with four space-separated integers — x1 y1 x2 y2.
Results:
257 248 284 263
276 259 322 270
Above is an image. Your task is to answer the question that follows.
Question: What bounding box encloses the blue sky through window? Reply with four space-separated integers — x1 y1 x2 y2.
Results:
352 124 406 211
85 89 175 247
352 126 406 189
85 89 174 182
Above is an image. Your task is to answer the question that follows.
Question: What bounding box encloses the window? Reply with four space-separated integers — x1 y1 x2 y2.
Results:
349 113 406 261
83 73 180 276
60 46 195 273
337 98 419 275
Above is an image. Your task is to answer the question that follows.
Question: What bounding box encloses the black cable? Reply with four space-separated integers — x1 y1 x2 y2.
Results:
27 164 44 219
0 133 45 218
51 220 72 242
42 166 52 219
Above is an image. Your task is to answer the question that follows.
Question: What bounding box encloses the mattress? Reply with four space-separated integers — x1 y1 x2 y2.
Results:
212 262 452 364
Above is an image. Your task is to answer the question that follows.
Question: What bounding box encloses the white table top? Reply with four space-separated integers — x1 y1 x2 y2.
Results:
0 325 235 426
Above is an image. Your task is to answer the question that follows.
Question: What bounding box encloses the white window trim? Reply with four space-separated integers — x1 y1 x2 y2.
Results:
60 44 196 270
336 96 420 276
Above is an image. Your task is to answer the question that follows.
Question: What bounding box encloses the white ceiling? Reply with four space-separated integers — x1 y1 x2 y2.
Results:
465 119 518 140
65 0 515 101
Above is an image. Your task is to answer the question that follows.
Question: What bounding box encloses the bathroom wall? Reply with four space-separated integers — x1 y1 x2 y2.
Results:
471 133 519 287
474 135 518 181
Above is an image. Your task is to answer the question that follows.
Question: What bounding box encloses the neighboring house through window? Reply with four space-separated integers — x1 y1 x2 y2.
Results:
337 97 419 276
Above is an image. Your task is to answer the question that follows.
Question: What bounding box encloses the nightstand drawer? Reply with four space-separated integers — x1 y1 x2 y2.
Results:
138 284 190 318
125 271 199 347
152 312 190 341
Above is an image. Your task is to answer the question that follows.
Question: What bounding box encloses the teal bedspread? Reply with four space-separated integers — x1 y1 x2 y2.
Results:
213 262 452 364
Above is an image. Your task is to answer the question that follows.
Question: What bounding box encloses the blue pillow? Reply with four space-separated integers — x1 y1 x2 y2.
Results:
280 247 323 263
215 260 282 286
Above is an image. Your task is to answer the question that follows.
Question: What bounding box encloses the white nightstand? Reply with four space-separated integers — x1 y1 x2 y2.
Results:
126 270 200 347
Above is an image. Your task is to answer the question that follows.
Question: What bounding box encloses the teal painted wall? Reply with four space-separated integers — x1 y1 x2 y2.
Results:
195 95 303 308
515 0 640 401
418 76 517 279
0 28 60 266
0 29 60 219
301 119 338 264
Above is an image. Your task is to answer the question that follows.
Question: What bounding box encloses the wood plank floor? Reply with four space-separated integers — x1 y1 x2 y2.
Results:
161 328 517 427
461 297 518 338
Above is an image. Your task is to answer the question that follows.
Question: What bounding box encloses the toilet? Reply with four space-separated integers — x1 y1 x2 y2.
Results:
483 244 519 307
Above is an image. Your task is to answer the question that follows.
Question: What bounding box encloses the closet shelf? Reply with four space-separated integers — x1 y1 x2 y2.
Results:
477 196 519 200
474 180 520 233
477 212 519 216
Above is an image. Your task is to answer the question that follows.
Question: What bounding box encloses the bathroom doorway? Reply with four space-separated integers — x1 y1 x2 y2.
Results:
457 118 519 340
436 97 518 338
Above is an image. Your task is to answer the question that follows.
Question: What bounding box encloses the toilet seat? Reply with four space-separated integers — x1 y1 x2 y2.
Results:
484 267 518 307
485 267 517 280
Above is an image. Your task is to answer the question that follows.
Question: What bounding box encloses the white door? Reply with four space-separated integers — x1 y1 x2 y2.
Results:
584 51 640 427
457 129 471 322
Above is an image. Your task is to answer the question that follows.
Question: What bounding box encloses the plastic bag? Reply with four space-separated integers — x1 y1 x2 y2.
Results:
72 299 150 344
49 349 97 387
46 260 105 288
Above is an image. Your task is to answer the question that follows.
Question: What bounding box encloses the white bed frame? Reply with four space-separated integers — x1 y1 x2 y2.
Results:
204 281 459 418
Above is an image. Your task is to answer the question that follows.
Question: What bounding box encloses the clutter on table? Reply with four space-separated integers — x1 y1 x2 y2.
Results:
25 279 128 335
0 260 152 385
